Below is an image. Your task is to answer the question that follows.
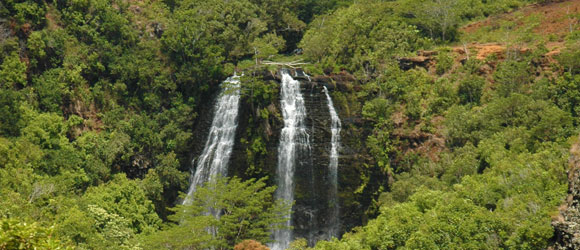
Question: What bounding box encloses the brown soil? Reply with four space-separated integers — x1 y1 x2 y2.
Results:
461 0 580 39
395 1 580 166
45 5 62 31
473 43 506 60
531 0 580 36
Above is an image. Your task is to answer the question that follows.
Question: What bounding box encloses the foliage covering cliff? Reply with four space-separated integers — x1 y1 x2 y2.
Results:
0 0 349 248
1 0 580 249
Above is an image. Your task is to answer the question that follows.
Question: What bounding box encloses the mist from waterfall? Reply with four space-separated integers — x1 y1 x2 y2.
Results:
271 71 311 250
182 76 241 207
324 86 341 239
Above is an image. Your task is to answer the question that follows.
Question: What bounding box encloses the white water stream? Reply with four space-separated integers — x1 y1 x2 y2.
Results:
183 76 241 207
271 71 311 250
324 86 341 239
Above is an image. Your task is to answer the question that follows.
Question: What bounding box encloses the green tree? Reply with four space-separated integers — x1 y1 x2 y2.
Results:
414 0 461 41
435 51 454 75
0 52 27 88
457 75 485 105
250 33 286 64
0 89 22 136
86 205 135 248
553 73 580 119
557 42 580 75
0 218 70 250
143 176 290 250
493 60 532 97
300 2 428 75
140 152 188 219
13 1 46 29
83 174 161 235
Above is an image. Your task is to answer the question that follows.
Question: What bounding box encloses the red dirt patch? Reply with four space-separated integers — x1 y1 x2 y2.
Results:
474 43 506 60
461 0 580 39
234 240 270 250
531 0 580 36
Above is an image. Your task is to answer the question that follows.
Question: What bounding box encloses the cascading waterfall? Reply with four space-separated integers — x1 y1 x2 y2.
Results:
182 75 241 207
272 70 311 250
323 86 341 239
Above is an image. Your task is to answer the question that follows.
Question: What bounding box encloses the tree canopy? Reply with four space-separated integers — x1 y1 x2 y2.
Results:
1 0 578 249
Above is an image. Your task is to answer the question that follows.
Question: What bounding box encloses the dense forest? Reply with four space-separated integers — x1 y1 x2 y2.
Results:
1 0 580 249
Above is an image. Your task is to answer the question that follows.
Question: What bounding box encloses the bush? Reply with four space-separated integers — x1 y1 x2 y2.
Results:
0 89 22 136
557 42 580 75
0 218 68 249
493 60 532 97
457 75 485 105
0 52 27 88
436 51 454 75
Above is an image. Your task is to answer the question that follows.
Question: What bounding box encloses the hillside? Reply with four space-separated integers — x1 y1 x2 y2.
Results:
297 0 580 249
1 0 580 249
462 0 580 43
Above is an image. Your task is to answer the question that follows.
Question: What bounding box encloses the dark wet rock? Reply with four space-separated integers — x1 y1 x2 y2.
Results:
188 70 377 246
152 22 164 38
398 55 431 70
188 84 225 173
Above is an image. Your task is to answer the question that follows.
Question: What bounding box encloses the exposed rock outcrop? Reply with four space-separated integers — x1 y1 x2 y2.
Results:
398 55 432 70
552 137 580 249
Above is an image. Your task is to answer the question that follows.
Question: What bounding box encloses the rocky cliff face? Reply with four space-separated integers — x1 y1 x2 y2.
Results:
188 69 382 245
292 72 379 244
223 69 380 245
552 137 580 249
188 85 225 172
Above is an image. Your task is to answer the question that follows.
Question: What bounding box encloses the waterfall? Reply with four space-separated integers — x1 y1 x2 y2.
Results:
323 86 341 239
271 70 311 250
182 75 241 207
